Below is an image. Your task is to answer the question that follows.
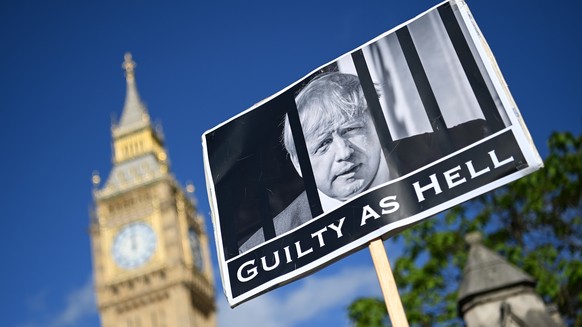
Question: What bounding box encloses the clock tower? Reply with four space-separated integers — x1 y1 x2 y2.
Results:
90 53 216 327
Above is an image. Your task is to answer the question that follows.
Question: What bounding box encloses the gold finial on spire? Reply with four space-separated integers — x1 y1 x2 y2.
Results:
122 52 136 82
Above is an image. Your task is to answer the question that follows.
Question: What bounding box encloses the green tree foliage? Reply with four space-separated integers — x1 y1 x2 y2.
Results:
348 297 389 327
348 131 582 326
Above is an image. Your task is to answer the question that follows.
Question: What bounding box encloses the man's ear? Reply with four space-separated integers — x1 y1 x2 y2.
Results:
291 156 302 177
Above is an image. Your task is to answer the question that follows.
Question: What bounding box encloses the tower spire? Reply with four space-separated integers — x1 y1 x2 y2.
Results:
115 52 150 135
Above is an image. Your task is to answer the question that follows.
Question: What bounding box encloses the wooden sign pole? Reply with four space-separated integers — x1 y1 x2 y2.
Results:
369 238 410 327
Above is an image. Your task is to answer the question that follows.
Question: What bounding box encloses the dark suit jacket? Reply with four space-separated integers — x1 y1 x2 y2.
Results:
238 119 490 253
239 191 310 253
391 119 490 177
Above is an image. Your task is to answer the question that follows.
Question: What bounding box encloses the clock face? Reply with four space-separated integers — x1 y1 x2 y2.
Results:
112 222 157 270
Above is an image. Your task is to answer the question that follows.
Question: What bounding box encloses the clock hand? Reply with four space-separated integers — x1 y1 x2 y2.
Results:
131 232 137 252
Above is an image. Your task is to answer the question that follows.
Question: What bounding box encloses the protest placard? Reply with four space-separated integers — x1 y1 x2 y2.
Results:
202 0 543 307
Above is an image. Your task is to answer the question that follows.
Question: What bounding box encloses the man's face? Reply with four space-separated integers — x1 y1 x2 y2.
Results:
305 113 382 201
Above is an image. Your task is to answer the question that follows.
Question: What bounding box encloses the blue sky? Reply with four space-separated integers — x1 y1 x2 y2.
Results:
1 1 580 326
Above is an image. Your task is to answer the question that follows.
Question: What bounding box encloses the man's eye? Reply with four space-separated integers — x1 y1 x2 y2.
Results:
316 139 332 153
343 126 361 135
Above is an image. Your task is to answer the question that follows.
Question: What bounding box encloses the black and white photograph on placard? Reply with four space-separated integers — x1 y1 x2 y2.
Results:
239 66 393 253
202 0 543 307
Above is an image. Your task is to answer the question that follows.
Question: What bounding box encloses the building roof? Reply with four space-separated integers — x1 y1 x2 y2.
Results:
458 232 536 307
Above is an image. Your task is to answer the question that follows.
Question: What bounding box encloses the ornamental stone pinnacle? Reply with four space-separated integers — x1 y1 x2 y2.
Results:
465 231 482 245
458 231 536 317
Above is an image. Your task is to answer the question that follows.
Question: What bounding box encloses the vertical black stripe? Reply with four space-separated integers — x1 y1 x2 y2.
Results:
258 188 275 239
285 91 323 217
257 150 276 239
396 26 453 154
438 3 504 133
352 50 403 177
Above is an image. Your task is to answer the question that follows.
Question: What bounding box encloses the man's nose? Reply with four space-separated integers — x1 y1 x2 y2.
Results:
333 137 354 161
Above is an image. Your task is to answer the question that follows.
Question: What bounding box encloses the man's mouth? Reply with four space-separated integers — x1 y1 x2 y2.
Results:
334 164 361 180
